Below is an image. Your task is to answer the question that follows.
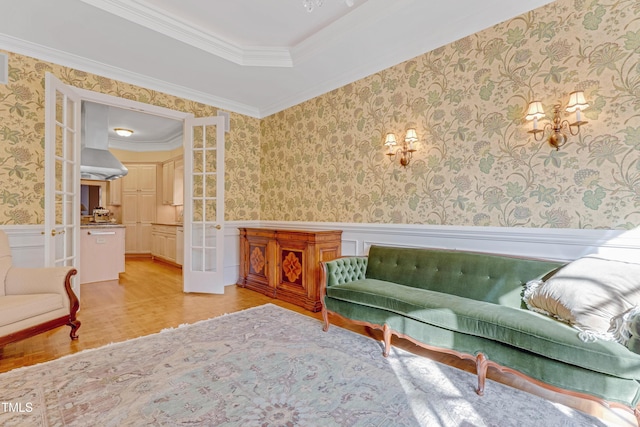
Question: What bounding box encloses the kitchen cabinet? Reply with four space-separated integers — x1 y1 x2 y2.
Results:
122 164 156 254
237 228 342 312
174 158 184 206
107 178 122 206
162 157 184 206
151 224 179 265
176 226 184 266
161 160 175 205
80 225 125 284
123 164 156 193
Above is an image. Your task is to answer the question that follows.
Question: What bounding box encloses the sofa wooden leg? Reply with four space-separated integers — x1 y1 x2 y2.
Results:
382 324 391 357
475 353 488 396
321 306 330 332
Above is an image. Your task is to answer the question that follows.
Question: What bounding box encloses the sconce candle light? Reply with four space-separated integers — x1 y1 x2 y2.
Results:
385 128 418 167
525 91 589 150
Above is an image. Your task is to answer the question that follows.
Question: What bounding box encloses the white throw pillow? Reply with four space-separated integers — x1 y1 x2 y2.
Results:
523 255 640 341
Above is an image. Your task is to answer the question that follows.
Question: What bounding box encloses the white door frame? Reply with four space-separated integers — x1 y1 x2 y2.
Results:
74 88 192 126
50 86 220 293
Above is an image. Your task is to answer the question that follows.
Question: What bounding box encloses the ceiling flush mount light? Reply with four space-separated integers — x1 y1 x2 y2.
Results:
525 91 589 150
303 0 323 12
303 0 354 12
114 128 134 137
385 128 418 168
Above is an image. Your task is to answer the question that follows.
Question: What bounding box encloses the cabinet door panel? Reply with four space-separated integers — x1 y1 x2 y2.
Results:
162 161 175 205
139 223 153 253
139 165 157 192
108 179 122 206
139 193 156 223
277 243 307 297
122 193 139 224
124 224 138 253
122 166 139 192
166 235 177 261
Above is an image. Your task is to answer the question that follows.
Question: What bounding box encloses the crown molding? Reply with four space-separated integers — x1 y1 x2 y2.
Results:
0 33 262 118
260 33 433 117
80 0 294 68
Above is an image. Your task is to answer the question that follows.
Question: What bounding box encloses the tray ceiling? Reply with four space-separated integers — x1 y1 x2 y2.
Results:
0 0 554 118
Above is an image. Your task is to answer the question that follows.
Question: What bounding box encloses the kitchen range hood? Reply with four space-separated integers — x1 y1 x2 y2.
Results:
81 102 128 181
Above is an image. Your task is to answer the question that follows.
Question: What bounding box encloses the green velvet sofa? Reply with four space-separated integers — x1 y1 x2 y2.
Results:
320 245 640 420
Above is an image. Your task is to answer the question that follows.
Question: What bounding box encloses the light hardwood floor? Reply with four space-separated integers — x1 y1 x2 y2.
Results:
0 258 635 426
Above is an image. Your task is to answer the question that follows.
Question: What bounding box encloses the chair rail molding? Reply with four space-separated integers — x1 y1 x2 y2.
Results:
253 221 640 261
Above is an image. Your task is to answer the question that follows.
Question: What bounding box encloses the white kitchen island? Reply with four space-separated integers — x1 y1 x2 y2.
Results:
80 224 125 284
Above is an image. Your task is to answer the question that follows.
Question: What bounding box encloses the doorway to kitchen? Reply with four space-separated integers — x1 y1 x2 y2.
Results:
45 74 226 295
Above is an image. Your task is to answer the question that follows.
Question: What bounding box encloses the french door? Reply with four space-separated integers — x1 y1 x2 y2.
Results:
183 116 225 293
44 73 81 296
44 80 224 295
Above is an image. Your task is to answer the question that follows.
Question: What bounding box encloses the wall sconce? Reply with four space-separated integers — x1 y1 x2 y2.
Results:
525 91 589 150
385 129 418 167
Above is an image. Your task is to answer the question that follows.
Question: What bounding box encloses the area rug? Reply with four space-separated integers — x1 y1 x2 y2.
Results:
0 304 606 426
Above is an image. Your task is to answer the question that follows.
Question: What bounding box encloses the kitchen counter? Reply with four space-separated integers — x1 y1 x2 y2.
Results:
81 223 125 229
151 222 183 226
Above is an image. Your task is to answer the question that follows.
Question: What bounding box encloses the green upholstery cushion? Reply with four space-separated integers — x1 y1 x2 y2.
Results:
326 279 640 380
365 245 562 305
324 296 640 407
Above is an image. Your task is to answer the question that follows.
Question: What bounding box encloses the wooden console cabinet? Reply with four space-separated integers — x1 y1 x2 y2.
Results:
237 228 342 312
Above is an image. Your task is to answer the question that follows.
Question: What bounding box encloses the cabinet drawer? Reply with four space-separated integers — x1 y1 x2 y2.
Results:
152 225 178 235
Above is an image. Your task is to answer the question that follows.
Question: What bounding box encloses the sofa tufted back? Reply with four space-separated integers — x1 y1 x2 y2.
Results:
325 256 368 287
0 231 13 296
365 245 563 307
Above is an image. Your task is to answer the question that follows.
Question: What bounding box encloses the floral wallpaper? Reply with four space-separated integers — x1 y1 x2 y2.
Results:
0 51 261 224
1 0 639 230
260 0 640 229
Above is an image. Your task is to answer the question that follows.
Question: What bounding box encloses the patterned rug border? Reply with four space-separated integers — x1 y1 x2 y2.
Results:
2 303 284 376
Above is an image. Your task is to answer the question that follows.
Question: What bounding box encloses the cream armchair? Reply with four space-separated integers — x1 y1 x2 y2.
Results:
0 230 80 347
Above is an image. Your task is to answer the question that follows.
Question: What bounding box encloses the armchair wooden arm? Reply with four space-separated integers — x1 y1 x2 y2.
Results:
0 268 80 347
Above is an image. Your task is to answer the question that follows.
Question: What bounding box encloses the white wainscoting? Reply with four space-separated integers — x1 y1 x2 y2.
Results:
222 223 248 287
225 221 640 286
4 223 640 287
0 225 46 268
